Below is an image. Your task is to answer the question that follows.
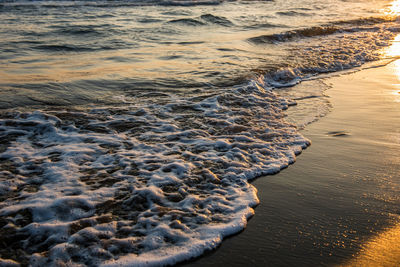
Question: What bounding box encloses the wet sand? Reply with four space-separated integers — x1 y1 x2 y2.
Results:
183 60 400 266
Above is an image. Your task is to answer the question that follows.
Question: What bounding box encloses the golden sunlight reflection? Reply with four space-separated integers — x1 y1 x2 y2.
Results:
385 33 400 99
391 56 400 82
391 58 400 102
385 0 400 16
385 34 400 59
342 223 400 266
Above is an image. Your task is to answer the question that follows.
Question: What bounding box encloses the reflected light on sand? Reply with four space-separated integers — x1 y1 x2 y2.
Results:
391 58 400 102
392 56 400 84
342 223 400 266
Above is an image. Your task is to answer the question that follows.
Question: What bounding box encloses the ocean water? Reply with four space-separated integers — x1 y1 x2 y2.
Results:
0 0 399 266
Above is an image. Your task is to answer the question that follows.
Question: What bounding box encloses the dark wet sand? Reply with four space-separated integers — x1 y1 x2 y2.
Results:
183 61 400 266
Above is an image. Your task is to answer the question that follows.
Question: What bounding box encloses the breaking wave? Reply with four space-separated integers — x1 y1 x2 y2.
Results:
250 17 400 87
248 17 398 44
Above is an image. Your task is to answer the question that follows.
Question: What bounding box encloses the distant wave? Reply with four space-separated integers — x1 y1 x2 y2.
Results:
200 14 233 26
249 26 340 44
276 10 311 17
48 24 111 36
248 16 397 44
167 14 233 26
0 0 227 7
167 18 207 26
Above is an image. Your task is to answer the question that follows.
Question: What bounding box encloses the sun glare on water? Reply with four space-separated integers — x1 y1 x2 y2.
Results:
384 0 400 74
384 34 400 59
385 0 400 16
384 34 400 101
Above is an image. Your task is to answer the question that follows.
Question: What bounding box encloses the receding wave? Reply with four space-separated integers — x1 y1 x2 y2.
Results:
0 79 309 266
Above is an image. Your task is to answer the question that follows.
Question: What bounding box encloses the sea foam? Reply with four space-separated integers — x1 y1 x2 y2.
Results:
0 79 309 266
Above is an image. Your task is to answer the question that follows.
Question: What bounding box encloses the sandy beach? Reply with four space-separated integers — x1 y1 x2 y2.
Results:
184 60 400 266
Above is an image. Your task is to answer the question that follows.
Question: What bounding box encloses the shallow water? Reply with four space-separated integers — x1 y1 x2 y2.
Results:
0 0 399 265
183 62 400 267
1 0 398 108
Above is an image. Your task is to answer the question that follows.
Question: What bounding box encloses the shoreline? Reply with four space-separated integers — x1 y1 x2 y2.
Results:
183 60 400 266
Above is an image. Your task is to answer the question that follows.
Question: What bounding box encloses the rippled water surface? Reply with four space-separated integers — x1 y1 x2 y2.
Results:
0 0 399 266
1 0 398 108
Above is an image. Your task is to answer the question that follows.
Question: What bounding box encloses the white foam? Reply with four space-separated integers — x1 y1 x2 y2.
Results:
260 22 400 88
0 79 309 266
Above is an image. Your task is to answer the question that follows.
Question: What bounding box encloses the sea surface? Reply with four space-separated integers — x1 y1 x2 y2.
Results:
0 0 399 266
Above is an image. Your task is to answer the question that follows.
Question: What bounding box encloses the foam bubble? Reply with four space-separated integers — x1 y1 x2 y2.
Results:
0 79 309 266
